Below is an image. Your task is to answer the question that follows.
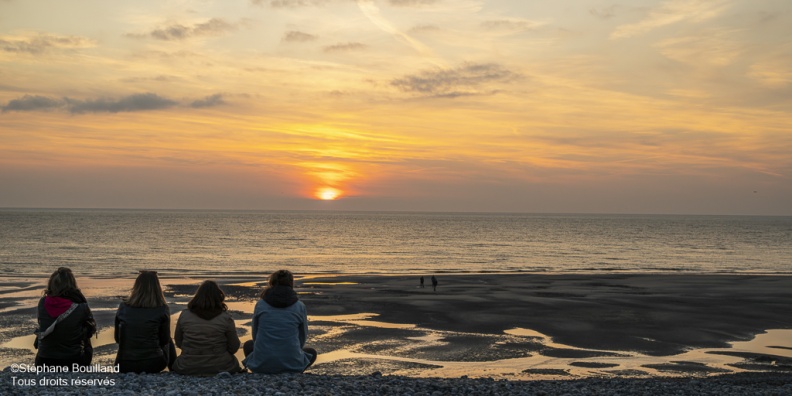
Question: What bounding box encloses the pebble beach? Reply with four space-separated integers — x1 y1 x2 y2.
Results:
3 370 792 396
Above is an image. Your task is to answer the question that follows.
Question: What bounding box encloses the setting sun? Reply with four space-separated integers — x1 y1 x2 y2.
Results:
316 188 342 201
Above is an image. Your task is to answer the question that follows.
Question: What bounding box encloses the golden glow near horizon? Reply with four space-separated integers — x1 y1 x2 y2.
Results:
317 187 342 201
0 0 791 214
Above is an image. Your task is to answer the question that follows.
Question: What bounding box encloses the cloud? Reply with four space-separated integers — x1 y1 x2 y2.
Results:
253 0 343 7
749 59 792 88
190 94 225 108
611 0 731 39
1 93 226 113
68 93 178 113
0 33 94 54
409 24 441 34
388 0 440 6
121 75 182 84
131 18 237 41
589 5 619 20
655 29 743 67
481 19 547 32
282 31 318 43
323 42 367 53
391 63 518 97
1 95 62 112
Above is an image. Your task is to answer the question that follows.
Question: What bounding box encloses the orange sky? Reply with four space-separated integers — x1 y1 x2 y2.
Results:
1 0 790 214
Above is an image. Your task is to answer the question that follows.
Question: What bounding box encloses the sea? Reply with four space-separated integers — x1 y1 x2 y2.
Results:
1 209 791 277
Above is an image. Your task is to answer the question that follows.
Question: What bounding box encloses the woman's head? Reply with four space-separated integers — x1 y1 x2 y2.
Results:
268 269 294 288
188 280 227 316
46 267 79 297
259 269 295 299
125 270 167 308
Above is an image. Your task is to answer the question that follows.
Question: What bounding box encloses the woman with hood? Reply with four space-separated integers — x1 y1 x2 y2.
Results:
114 270 175 373
243 270 317 373
172 280 242 375
35 267 96 367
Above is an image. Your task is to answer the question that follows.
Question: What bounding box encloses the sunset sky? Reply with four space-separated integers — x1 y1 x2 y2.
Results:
1 0 790 215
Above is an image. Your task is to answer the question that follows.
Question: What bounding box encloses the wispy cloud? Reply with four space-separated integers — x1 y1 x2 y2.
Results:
253 0 345 7
2 93 226 113
589 5 619 20
0 33 94 54
129 18 238 41
391 63 518 97
190 94 225 108
611 0 731 39
388 0 440 7
481 18 548 32
749 59 792 88
323 42 367 52
282 31 318 43
656 29 744 66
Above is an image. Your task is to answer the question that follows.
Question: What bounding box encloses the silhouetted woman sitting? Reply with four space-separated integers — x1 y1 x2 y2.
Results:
243 269 317 373
35 267 96 367
172 280 242 375
114 270 175 373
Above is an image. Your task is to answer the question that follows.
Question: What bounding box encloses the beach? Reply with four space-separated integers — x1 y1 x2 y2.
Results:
1 273 791 394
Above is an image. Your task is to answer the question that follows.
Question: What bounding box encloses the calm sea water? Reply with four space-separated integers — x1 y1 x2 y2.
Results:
1 209 790 277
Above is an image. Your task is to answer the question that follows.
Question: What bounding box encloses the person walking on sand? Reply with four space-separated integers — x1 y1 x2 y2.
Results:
172 280 242 375
243 269 317 374
420 276 424 288
431 275 438 292
115 270 176 373
34 267 96 367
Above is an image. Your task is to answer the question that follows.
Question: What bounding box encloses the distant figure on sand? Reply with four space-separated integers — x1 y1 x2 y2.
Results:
243 269 317 373
420 276 424 288
431 276 438 292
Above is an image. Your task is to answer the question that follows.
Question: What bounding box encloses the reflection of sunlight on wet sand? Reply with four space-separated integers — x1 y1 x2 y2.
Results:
314 325 792 379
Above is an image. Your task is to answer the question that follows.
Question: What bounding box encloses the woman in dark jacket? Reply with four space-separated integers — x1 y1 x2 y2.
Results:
172 280 242 375
114 270 175 373
35 267 96 367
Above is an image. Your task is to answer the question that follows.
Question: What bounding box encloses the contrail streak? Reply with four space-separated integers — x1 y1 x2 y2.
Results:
356 0 446 67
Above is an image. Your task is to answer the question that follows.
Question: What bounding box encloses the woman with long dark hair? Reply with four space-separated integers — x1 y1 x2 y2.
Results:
172 280 242 375
114 270 175 373
243 269 317 373
35 267 96 367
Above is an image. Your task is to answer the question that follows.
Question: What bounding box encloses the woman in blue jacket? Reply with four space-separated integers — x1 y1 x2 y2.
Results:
243 270 317 373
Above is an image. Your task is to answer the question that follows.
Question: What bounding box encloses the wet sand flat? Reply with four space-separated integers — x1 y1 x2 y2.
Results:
2 273 791 379
299 274 792 356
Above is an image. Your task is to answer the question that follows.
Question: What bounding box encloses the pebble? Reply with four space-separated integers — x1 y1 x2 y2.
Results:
2 371 791 395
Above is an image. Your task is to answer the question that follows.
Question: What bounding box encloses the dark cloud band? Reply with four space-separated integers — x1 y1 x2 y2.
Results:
1 93 225 113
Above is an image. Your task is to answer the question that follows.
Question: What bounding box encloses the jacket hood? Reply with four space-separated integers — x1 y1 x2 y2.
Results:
44 296 74 317
263 284 299 308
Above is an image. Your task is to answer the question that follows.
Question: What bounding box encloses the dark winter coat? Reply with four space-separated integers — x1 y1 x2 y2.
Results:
114 303 171 362
35 295 96 362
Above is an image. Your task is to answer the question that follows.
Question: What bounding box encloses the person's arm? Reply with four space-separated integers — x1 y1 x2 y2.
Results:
226 314 241 354
83 305 97 339
174 313 184 349
298 303 308 348
113 305 122 344
251 303 259 342
159 308 171 347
